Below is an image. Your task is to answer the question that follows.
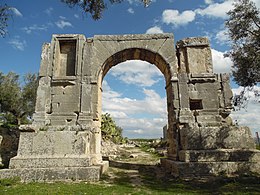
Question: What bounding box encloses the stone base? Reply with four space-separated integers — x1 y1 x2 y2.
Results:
0 166 101 182
179 149 260 162
9 156 91 169
161 158 260 178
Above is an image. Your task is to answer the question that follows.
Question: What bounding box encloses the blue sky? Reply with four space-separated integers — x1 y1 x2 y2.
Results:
0 0 259 138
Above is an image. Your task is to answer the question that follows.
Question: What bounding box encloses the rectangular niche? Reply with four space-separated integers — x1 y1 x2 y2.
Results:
54 39 77 77
190 99 203 110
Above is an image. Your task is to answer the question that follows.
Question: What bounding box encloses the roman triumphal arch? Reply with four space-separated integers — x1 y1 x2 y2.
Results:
2 34 259 181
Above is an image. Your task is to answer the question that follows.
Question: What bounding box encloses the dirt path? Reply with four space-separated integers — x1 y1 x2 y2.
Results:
101 145 168 186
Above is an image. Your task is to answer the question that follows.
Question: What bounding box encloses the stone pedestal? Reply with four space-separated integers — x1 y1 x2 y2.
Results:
3 130 102 182
162 123 260 178
161 155 260 178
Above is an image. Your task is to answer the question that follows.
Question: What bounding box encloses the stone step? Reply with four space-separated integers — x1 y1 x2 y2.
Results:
178 149 260 162
9 156 91 169
0 166 101 182
161 158 260 178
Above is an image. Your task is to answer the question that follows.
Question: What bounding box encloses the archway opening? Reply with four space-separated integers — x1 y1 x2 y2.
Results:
96 47 178 164
102 59 167 139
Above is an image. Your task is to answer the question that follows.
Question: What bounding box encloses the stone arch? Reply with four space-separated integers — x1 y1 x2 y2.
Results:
99 48 173 83
90 35 179 160
7 34 258 182
95 48 177 146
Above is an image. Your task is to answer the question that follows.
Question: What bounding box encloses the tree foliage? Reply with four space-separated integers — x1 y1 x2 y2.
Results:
0 4 11 37
225 0 260 109
61 0 150 20
101 113 124 143
0 72 38 125
226 0 260 87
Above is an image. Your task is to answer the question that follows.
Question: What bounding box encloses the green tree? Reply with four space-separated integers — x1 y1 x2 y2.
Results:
0 4 11 37
0 72 38 125
101 113 124 143
225 0 260 108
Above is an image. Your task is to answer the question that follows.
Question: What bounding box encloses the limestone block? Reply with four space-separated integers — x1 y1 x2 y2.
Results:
178 74 189 109
179 110 194 124
194 82 219 109
80 82 93 113
196 115 222 125
177 47 187 73
199 126 219 149
179 149 260 162
176 37 213 74
39 43 51 77
49 114 78 126
82 42 93 76
14 131 91 157
0 166 101 182
75 36 86 76
51 102 79 113
93 40 113 63
179 124 203 150
220 73 233 109
50 83 81 113
157 38 176 66
216 126 256 149
162 159 260 178
35 76 51 113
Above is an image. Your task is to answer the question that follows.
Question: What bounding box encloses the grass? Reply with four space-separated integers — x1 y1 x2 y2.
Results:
0 176 260 195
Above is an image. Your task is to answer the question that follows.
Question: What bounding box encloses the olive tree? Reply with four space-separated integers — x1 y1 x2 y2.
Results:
0 72 38 125
225 0 260 108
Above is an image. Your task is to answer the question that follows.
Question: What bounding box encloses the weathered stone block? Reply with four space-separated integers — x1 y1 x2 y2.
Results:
216 126 256 149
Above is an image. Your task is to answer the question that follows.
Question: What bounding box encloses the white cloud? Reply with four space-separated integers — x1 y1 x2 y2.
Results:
195 0 233 19
59 16 67 20
44 7 53 16
8 37 26 51
109 60 162 87
102 87 166 117
215 29 230 44
102 80 167 138
10 7 23 17
231 86 260 136
211 49 233 73
74 14 79 19
252 0 260 9
204 0 213 4
132 129 144 134
22 24 48 34
127 8 134 14
55 19 73 29
162 9 196 27
146 26 163 34
102 80 122 99
123 117 167 138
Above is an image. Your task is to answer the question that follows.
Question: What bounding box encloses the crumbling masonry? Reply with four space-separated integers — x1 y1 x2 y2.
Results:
1 33 259 181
